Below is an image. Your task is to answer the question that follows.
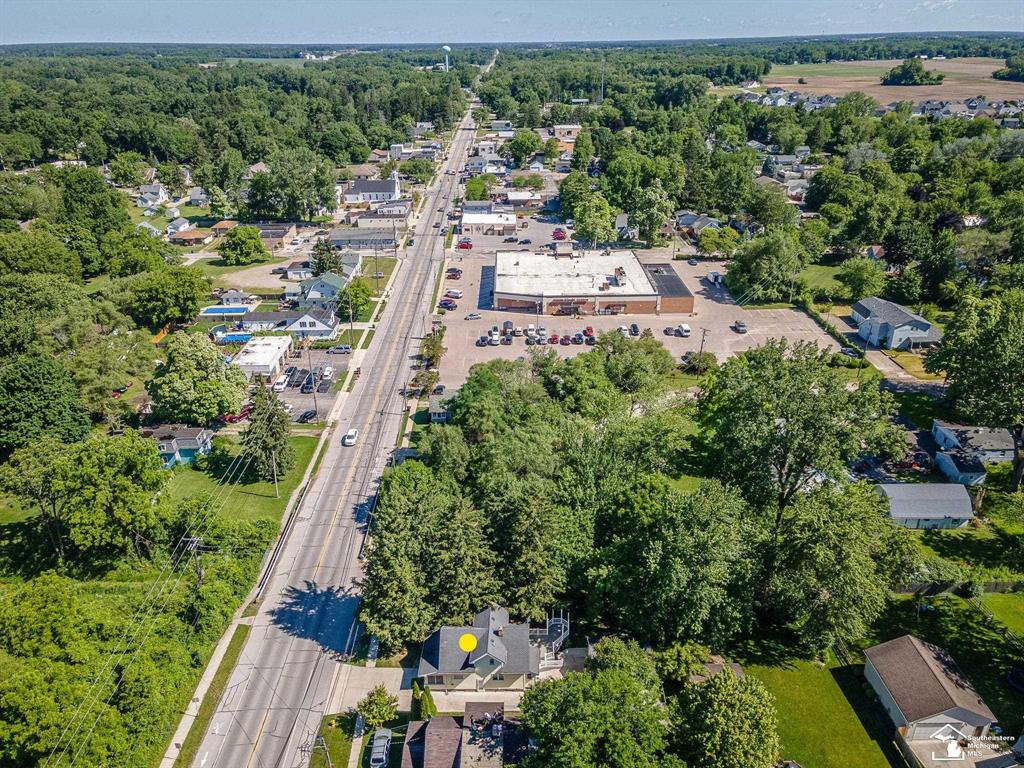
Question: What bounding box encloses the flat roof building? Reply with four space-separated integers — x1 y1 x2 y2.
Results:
230 335 292 380
461 211 517 236
493 250 693 316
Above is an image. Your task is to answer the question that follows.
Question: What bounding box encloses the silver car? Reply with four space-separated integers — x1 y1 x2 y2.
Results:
370 728 392 768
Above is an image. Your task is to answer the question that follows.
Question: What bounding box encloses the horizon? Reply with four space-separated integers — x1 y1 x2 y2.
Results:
1 0 1021 46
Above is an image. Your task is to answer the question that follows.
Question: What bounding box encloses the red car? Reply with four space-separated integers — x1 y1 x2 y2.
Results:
456 241 473 250
552 230 567 241
584 326 594 337
548 334 559 345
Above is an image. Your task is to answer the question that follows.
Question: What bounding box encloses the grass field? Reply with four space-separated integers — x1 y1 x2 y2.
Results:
361 257 398 297
165 434 319 522
890 389 951 429
881 350 944 381
763 57 1024 101
747 656 897 768
193 256 285 282
800 263 843 296
310 713 356 768
173 624 251 768
979 592 1024 635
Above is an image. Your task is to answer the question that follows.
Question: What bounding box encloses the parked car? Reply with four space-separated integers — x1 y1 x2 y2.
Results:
733 320 748 334
525 335 536 345
552 230 567 241
676 323 691 338
456 241 473 250
549 333 559 344
341 428 359 446
272 374 289 392
487 335 499 346
687 258 699 266
585 335 597 346
519 238 532 245
301 376 315 394
327 345 352 354
297 409 317 423
584 326 594 337
439 299 457 310
465 312 482 320
502 320 514 333
317 379 331 393
537 335 548 345
447 272 461 280
445 289 464 299
433 221 441 228
500 334 512 345
559 334 571 345
618 325 630 337
664 326 676 336
369 729 392 768
629 323 640 336
407 238 414 246
433 384 445 395
513 326 523 336
572 333 584 344
503 236 518 243
840 347 859 358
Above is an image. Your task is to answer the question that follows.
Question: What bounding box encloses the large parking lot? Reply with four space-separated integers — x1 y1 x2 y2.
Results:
457 212 570 254
436 252 838 389
273 349 349 422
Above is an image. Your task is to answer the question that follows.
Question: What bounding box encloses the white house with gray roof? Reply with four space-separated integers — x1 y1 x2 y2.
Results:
851 297 942 350
931 420 1016 485
875 484 973 529
418 606 540 692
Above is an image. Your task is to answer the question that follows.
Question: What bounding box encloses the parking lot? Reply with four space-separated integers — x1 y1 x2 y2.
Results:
273 348 349 422
436 252 838 389
456 212 570 254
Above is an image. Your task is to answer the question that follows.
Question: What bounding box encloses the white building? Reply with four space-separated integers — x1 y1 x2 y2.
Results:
343 172 402 204
460 211 517 236
231 335 293 380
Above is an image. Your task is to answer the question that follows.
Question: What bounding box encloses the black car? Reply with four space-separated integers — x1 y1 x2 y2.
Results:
317 378 331 393
289 368 310 387
519 238 532 244
476 335 488 347
297 409 317 423
300 376 315 394
585 335 597 346
503 236 518 243
629 323 640 336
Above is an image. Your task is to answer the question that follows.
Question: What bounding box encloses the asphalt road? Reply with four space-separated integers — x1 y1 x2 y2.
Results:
192 107 477 768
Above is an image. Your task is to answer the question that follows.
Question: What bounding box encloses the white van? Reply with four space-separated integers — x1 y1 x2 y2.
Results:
526 324 536 338
676 323 692 338
272 374 288 392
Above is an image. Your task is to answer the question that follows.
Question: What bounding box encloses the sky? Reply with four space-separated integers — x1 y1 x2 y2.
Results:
1 0 1021 46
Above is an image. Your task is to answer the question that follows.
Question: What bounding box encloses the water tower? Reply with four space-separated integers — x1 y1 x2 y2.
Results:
442 45 451 72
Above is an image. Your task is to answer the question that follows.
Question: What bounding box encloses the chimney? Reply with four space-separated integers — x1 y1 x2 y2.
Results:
496 626 504 637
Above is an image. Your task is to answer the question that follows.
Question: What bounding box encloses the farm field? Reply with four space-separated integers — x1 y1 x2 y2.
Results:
762 57 1024 101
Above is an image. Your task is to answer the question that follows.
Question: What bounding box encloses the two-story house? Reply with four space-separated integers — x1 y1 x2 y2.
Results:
850 297 942 350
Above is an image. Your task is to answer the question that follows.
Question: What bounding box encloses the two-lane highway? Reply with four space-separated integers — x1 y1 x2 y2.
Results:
192 107 478 768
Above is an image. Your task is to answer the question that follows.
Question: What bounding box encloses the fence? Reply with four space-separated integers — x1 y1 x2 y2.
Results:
894 581 1024 595
968 595 1024 655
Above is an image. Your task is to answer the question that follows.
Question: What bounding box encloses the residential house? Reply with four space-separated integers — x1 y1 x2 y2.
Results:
554 152 573 173
475 140 497 156
675 211 721 242
409 120 435 138
875 483 974 529
850 297 942 350
142 424 213 468
614 212 639 241
287 306 340 340
401 703 526 768
368 148 390 163
300 272 346 301
526 158 545 173
243 161 270 180
864 635 996 741
137 183 169 207
254 223 298 251
136 221 161 237
187 187 209 206
490 120 514 131
329 228 398 249
169 229 213 246
166 217 192 236
211 220 239 236
418 606 541 692
428 395 451 424
345 163 379 181
165 206 180 220
931 421 1016 485
466 154 506 175
343 172 401 204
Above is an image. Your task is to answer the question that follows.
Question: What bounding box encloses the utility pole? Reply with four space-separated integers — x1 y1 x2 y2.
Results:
305 342 320 416
347 293 356 342
184 537 204 587
271 449 279 498
698 328 708 356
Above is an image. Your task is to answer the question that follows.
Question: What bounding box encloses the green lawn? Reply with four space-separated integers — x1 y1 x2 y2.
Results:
890 390 951 429
881 350 944 381
769 61 893 79
854 594 1024 734
361 330 376 349
194 255 287 282
173 624 251 768
361 257 398 296
979 592 1024 635
310 713 357 768
747 656 897 768
166 434 319 522
800 263 843 296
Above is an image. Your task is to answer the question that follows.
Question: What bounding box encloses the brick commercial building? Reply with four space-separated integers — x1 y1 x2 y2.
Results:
492 250 694 316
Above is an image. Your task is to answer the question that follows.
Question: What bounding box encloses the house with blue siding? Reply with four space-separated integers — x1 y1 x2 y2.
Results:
143 424 213 468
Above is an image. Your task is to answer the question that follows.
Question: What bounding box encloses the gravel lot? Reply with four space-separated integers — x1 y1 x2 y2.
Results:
436 251 837 389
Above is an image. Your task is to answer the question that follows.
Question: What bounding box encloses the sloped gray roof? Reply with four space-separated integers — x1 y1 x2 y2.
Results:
876 484 973 520
852 297 925 329
865 635 995 725
418 605 538 678
933 421 1016 453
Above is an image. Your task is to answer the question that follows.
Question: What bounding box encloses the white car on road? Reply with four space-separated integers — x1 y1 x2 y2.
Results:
342 428 359 446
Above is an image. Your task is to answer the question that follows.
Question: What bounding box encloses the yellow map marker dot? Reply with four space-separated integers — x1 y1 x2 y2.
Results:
458 632 478 653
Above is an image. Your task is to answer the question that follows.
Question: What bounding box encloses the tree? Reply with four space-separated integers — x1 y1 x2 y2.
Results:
571 131 594 171
698 340 903 513
520 667 673 768
339 279 372 321
156 161 187 196
268 147 336 219
886 262 923 305
208 186 231 219
245 171 276 218
0 355 90 454
542 137 560 166
697 226 741 258
744 183 798 229
464 173 496 201
0 225 80 279
673 673 780 768
883 219 931 269
724 228 806 304
399 157 434 185
310 238 340 276
926 289 1024 425
837 255 886 300
574 192 615 247
240 385 295 481
109 151 146 187
882 57 944 86
628 179 674 247
121 266 210 328
654 642 712 683
500 129 542 168
146 332 247 424
557 171 592 219
356 684 398 730
217 225 269 266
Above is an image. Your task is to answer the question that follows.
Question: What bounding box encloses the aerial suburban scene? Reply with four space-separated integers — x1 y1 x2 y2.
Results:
1 0 1023 766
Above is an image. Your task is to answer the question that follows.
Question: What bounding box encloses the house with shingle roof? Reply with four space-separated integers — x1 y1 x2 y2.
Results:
875 484 974 529
418 606 540 692
864 634 995 742
850 297 942 350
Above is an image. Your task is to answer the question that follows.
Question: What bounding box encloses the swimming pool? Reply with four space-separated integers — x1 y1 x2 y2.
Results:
200 306 249 316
